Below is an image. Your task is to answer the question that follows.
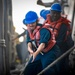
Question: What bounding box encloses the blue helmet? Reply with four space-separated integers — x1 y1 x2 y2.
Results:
50 3 62 12
41 10 50 19
40 9 45 17
23 11 38 24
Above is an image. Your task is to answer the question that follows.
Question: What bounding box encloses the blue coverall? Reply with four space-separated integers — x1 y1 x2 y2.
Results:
24 28 61 75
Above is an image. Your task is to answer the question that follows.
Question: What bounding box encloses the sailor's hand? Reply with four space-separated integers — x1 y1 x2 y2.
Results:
31 52 37 62
28 49 34 55
29 50 34 54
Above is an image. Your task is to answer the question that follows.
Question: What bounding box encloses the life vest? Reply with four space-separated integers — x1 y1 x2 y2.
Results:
44 14 72 40
27 24 56 53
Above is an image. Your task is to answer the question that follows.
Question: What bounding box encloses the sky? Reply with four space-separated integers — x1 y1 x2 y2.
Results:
12 0 52 34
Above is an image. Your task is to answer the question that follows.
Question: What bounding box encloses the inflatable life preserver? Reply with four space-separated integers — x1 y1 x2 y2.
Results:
27 24 56 52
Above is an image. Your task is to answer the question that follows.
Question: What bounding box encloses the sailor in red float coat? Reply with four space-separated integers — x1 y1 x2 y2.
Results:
23 10 61 75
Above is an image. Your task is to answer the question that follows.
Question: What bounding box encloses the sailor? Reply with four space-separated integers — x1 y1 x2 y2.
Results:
23 10 61 75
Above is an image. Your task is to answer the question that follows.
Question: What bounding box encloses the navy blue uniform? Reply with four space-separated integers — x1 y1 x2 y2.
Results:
24 28 61 75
